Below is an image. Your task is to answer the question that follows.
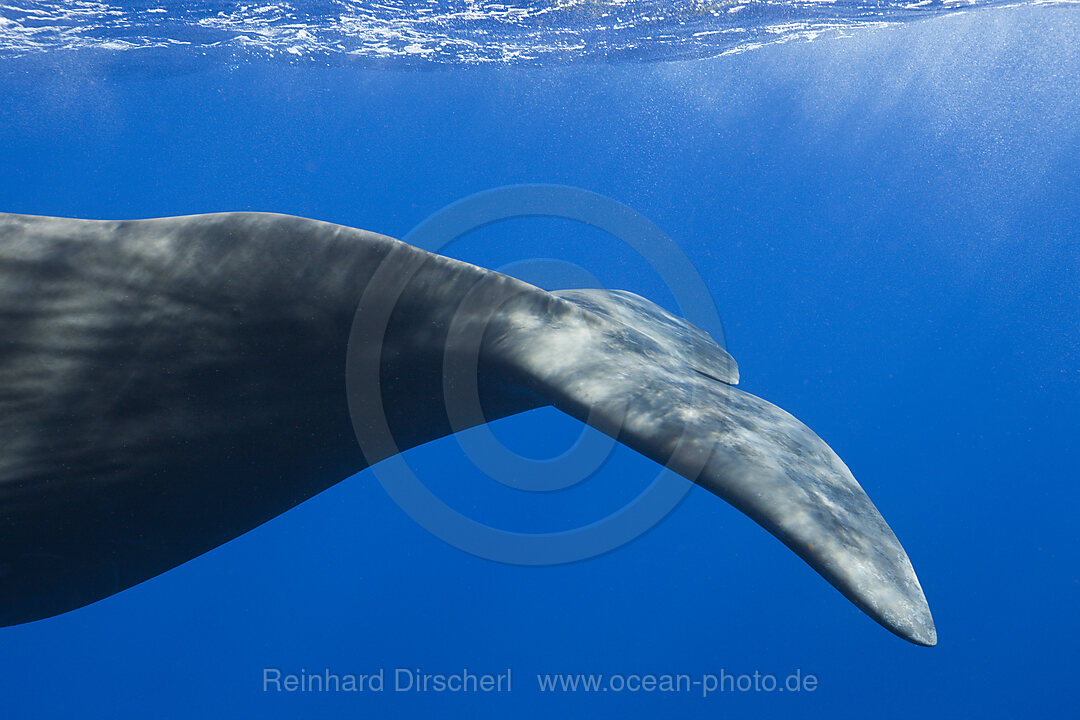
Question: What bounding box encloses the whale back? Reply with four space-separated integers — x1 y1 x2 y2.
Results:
0 213 393 625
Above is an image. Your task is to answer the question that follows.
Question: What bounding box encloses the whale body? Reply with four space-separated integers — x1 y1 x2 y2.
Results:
0 212 935 645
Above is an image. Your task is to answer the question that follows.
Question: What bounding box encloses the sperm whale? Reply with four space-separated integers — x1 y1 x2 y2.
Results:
0 212 935 645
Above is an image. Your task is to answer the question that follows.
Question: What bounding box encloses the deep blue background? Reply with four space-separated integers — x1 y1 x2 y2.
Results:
1 6 1077 718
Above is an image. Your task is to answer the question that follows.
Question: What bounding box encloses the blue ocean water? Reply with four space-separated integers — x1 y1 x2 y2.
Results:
1 1 1078 718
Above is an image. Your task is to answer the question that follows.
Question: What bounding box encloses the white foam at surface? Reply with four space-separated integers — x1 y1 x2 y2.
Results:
0 0 1043 64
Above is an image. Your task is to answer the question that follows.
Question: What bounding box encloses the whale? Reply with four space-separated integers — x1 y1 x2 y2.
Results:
0 211 936 645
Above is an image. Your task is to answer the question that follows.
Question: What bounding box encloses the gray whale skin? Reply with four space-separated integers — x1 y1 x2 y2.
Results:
0 212 935 646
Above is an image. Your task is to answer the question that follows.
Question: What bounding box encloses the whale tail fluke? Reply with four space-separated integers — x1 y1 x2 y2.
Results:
480 287 936 646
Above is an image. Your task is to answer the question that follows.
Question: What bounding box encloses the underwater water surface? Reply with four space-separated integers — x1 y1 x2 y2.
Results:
0 1 1078 718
